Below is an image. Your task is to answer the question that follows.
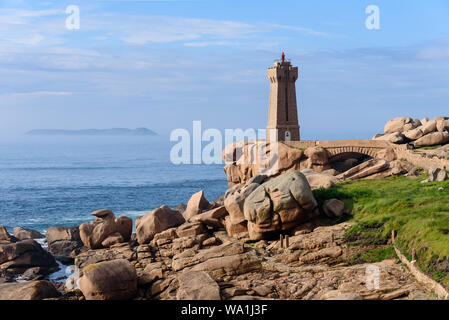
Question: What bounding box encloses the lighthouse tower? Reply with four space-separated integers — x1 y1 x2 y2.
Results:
266 52 300 141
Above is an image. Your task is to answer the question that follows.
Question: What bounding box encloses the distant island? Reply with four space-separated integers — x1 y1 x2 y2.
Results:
26 128 158 136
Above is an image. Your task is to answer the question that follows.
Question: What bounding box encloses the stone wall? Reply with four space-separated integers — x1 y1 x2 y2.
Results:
395 149 449 170
392 232 449 300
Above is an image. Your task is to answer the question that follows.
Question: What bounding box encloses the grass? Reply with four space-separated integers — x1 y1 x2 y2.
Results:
344 246 397 266
416 145 443 150
313 175 449 287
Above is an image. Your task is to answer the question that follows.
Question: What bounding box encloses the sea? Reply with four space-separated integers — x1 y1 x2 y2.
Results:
0 135 228 235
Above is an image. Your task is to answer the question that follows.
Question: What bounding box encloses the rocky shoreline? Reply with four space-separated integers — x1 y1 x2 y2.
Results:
1 116 449 300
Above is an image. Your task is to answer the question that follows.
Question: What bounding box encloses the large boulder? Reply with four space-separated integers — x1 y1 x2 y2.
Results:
376 148 397 162
172 242 261 279
115 216 133 242
46 226 83 264
414 132 449 147
223 140 303 187
79 259 137 300
74 245 136 270
13 227 44 240
0 280 60 300
176 271 221 300
376 117 449 145
0 239 58 275
243 171 318 240
176 222 207 238
224 217 248 239
137 262 163 287
189 206 228 229
304 147 330 172
373 132 406 144
403 128 424 141
384 117 418 134
276 141 304 172
224 182 261 225
420 120 437 135
79 210 133 249
136 205 185 244
301 169 336 190
437 120 449 132
183 191 211 220
0 227 15 243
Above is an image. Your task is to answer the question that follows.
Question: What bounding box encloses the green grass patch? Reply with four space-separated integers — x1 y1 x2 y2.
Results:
416 145 443 150
313 176 449 286
360 246 396 263
345 246 397 265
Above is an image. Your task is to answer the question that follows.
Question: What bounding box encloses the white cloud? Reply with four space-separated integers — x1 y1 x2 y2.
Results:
0 8 328 47
416 39 449 60
0 8 62 23
183 41 233 47
1 91 73 97
267 23 330 37
113 16 329 46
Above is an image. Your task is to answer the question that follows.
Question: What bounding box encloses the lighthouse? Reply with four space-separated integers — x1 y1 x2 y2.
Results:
266 52 300 141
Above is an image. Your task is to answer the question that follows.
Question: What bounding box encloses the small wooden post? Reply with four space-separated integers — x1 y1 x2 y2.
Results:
285 235 289 248
280 234 284 249
391 230 395 244
331 233 334 244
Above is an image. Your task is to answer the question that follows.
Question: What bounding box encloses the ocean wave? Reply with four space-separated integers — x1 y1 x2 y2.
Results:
119 210 150 217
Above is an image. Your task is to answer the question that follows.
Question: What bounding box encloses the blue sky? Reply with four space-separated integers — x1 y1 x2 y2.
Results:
0 0 448 139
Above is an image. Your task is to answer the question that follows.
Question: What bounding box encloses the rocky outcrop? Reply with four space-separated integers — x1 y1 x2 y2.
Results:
176 271 221 300
42 215 433 301
183 191 212 220
189 206 227 228
223 141 303 187
374 116 449 148
79 259 137 300
304 147 330 172
176 222 207 238
137 262 164 287
75 244 136 270
437 120 449 133
0 280 60 300
373 132 406 144
46 226 83 264
0 227 16 244
79 210 133 249
376 148 397 162
224 217 248 239
13 227 44 240
172 242 261 279
243 171 318 240
0 239 58 275
300 169 336 190
414 132 449 147
136 206 185 245
224 176 266 230
404 128 424 141
115 216 133 242
384 117 421 134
